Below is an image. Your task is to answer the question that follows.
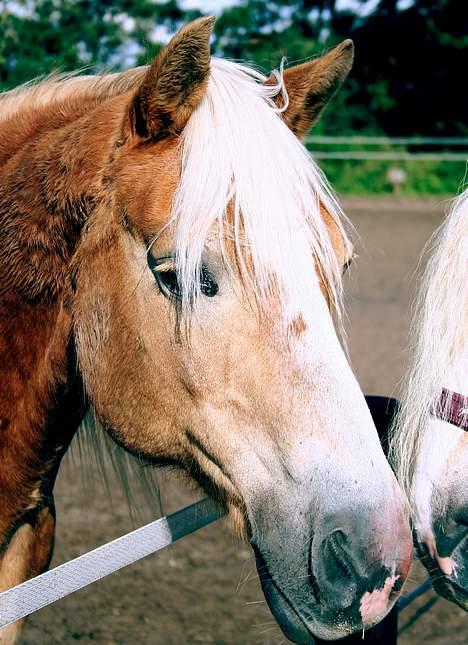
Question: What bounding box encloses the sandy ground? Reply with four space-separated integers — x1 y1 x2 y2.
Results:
21 197 467 644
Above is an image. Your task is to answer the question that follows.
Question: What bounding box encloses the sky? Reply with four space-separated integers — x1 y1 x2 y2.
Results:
5 0 414 20
181 0 389 17
181 0 236 12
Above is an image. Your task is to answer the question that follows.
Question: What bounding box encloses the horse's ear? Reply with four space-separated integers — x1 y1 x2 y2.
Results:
129 16 215 140
272 40 354 139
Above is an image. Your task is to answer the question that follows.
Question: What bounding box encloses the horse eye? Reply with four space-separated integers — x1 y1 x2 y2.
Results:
147 254 218 299
157 268 181 299
200 267 219 297
147 254 181 299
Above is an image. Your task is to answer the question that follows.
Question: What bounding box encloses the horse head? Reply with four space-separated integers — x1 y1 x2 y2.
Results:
71 18 412 641
392 189 468 611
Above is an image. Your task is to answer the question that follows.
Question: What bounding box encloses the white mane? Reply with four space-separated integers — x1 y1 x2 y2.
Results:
171 57 350 319
391 189 468 497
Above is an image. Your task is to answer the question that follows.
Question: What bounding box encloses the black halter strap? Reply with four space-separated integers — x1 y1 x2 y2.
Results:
432 388 468 432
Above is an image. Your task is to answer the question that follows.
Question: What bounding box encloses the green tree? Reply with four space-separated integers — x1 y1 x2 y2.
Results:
0 0 465 138
331 0 468 136
0 0 200 90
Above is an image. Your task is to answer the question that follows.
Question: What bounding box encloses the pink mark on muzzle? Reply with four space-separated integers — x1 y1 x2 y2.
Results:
359 575 399 625
425 532 455 576
437 555 455 576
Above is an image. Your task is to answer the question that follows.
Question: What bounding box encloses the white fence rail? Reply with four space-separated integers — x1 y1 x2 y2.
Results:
306 136 468 145
305 136 468 162
0 498 225 628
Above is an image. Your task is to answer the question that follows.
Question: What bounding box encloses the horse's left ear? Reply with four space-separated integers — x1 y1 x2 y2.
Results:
128 16 215 141
272 40 354 138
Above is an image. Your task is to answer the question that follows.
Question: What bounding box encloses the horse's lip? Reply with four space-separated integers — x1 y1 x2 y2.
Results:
251 542 375 642
444 579 468 602
415 532 468 602
430 575 468 609
419 546 468 606
252 543 316 644
449 580 468 600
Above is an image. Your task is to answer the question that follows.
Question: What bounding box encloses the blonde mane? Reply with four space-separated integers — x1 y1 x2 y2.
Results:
390 189 468 498
171 58 349 320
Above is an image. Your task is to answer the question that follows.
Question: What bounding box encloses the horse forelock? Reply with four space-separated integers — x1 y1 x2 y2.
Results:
164 57 351 325
390 189 468 498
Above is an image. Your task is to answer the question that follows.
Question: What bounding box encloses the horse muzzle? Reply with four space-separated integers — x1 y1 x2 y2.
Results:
417 521 468 611
251 506 413 642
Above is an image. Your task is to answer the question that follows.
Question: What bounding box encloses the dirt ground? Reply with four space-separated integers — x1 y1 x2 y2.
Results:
22 197 466 644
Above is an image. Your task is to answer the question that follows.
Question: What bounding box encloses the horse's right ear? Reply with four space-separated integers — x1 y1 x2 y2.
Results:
271 40 354 139
127 16 214 141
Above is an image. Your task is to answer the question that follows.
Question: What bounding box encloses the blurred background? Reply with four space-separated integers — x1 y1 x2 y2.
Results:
1 0 467 195
1 1 467 643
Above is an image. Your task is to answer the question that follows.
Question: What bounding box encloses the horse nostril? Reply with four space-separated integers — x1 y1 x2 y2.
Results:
311 528 359 611
323 530 355 583
311 510 411 617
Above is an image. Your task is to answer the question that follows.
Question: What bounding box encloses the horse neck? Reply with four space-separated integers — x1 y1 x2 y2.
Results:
0 91 127 531
0 91 129 296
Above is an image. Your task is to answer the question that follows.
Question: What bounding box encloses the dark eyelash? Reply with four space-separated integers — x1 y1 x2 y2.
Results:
147 254 218 299
199 267 219 297
157 268 181 299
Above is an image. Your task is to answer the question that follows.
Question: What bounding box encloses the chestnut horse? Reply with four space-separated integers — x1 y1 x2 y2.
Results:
391 189 467 609
0 18 412 644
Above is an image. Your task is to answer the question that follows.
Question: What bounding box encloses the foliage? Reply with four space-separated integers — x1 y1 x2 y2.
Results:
0 0 465 194
0 0 200 88
317 158 467 196
333 0 468 137
212 0 467 138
